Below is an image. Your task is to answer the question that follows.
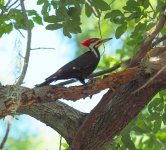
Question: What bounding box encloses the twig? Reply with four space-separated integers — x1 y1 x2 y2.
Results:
132 64 166 94
13 3 20 9
5 0 12 7
98 14 102 39
55 59 130 86
86 0 100 17
31 47 56 50
149 1 155 13
152 35 166 47
0 117 11 149
109 0 116 6
17 29 25 38
59 135 62 150
97 13 106 56
0 0 12 15
16 0 32 85
8 0 19 10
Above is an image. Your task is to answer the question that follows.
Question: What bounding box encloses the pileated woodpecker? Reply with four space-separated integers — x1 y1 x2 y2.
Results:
37 37 112 86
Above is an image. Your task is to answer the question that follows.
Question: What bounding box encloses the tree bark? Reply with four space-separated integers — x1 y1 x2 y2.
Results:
18 101 87 144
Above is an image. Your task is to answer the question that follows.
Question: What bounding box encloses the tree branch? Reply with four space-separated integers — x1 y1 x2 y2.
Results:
70 46 166 149
18 101 86 144
130 9 166 67
70 87 123 150
8 0 19 10
56 59 130 86
16 0 31 85
0 67 139 119
81 82 165 149
0 117 11 149
152 35 166 47
31 47 56 50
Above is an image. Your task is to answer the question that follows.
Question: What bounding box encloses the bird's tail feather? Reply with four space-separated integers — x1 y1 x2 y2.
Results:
35 78 56 87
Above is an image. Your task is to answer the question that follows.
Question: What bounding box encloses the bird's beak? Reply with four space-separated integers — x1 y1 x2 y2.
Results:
101 37 112 44
97 38 112 47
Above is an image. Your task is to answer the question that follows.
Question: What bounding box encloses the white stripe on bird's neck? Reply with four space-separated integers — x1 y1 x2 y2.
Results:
89 41 99 58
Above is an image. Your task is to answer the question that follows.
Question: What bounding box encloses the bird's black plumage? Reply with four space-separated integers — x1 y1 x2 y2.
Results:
37 48 100 86
37 37 111 86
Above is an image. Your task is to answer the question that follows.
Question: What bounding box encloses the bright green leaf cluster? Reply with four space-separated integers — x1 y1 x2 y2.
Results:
91 0 110 11
43 0 82 38
0 3 43 37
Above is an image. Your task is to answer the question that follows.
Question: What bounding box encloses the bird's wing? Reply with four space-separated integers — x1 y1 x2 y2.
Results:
45 51 99 80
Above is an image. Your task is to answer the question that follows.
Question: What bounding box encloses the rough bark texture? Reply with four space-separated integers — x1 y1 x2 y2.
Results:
81 83 164 149
18 101 86 144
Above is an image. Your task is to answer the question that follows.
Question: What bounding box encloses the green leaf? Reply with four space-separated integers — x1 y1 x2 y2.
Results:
142 0 150 9
51 0 58 9
115 22 127 38
33 16 43 25
67 7 77 16
153 119 161 133
121 133 136 150
148 98 164 114
44 15 64 23
104 12 112 19
28 10 38 16
70 26 82 34
135 115 151 133
29 20 34 29
162 105 166 125
92 0 110 11
37 0 45 5
123 0 138 11
85 3 92 17
132 126 146 133
67 7 80 18
106 10 124 24
61 142 69 148
0 4 7 11
6 23 13 33
63 28 72 38
126 12 141 20
147 113 160 122
46 23 62 30
0 0 4 5
65 20 82 34
41 1 50 17
159 90 166 99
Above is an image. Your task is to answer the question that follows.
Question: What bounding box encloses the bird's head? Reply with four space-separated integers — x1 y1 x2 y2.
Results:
81 37 112 48
81 37 112 58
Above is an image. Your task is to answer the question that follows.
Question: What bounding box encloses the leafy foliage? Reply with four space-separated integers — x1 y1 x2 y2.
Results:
0 3 42 37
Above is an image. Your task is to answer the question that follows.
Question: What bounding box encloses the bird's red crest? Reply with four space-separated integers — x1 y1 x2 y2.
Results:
81 38 99 47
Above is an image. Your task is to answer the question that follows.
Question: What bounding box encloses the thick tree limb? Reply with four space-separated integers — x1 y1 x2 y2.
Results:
18 101 86 144
76 47 166 149
0 66 140 119
81 83 165 149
